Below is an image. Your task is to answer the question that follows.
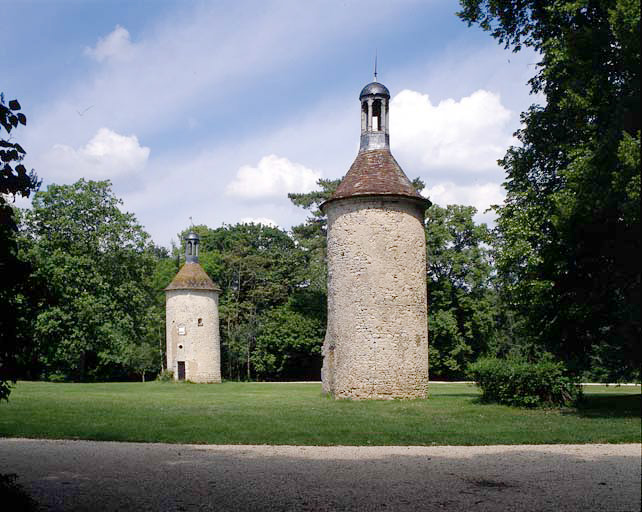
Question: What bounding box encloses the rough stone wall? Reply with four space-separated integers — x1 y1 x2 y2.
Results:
323 197 428 399
165 289 221 383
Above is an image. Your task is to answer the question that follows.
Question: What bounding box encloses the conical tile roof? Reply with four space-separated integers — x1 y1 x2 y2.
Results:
164 262 221 292
322 149 430 209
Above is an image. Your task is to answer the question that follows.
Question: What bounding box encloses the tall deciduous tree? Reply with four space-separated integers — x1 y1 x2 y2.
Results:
426 204 498 379
20 179 159 380
0 94 39 400
458 0 640 379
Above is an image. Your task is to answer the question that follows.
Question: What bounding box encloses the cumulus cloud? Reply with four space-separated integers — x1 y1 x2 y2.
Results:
240 217 278 227
390 89 513 175
84 25 134 62
424 181 505 222
226 154 321 199
44 128 150 180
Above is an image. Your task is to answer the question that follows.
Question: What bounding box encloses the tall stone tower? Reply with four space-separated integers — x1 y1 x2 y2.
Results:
165 231 222 383
321 79 431 399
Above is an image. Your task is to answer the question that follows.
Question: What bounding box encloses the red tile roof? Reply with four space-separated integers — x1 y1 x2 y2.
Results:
322 149 430 209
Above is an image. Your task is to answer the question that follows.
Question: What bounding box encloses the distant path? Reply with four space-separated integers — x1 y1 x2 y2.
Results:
1 439 639 511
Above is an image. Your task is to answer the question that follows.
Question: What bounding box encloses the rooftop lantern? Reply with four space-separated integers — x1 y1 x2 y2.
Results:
185 231 200 263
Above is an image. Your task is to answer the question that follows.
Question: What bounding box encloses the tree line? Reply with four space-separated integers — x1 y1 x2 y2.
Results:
2 0 639 397
8 177 500 383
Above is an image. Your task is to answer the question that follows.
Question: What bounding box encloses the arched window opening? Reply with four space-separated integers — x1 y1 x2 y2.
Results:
372 100 381 131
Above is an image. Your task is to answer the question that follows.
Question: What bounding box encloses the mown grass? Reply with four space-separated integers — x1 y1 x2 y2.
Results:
0 381 639 445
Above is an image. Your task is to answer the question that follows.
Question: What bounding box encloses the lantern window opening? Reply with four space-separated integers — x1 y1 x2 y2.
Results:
372 100 382 132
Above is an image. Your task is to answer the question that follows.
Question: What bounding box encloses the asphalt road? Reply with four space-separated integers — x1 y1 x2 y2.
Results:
1 439 640 511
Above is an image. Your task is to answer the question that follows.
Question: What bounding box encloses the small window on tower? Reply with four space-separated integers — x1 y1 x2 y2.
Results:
372 100 381 131
198 318 203 327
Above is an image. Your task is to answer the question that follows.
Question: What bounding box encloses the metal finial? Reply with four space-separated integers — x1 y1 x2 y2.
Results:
189 216 193 227
374 50 378 82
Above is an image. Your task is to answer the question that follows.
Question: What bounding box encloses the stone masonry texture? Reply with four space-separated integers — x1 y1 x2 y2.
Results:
323 196 428 399
165 288 221 383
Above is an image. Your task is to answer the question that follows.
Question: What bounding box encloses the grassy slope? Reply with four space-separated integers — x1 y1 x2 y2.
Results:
0 382 639 445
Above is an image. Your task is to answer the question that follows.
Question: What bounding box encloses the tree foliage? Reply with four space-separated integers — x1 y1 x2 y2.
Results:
459 0 641 380
0 94 39 400
425 204 498 379
252 304 324 380
19 180 160 381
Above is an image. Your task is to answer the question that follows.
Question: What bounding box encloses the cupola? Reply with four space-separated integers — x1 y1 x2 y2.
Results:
185 231 200 263
359 80 390 151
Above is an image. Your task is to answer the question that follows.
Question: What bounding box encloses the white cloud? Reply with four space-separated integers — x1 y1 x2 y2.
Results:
240 217 278 228
226 155 321 199
44 128 150 180
390 89 513 174
84 25 134 62
425 181 505 223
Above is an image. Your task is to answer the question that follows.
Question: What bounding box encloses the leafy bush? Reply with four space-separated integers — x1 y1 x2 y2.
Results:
46 372 68 383
156 369 174 382
468 356 581 407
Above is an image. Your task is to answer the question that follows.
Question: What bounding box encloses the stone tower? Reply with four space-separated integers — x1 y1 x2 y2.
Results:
165 231 222 382
320 79 431 399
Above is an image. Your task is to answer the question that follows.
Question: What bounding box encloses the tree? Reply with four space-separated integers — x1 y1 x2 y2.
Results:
20 179 158 381
126 342 158 382
288 178 340 292
0 94 39 400
425 204 499 379
252 303 324 380
458 0 640 379
149 244 180 372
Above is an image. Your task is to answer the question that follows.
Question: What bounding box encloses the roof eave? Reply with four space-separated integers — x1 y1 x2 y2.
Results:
320 193 431 213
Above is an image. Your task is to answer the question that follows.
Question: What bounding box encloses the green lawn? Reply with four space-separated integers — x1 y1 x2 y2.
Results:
0 381 639 445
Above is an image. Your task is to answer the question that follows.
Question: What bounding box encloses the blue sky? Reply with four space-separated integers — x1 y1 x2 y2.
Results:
4 0 540 248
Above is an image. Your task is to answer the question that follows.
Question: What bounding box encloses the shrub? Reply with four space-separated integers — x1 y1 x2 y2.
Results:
468 356 581 407
156 369 174 382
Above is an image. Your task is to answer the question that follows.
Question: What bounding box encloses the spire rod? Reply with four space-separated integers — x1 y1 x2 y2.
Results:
373 50 378 82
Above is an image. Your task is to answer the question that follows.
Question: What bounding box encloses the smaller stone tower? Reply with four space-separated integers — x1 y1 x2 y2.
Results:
321 77 431 399
165 231 222 382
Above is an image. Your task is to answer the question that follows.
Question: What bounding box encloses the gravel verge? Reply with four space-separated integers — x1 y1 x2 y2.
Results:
1 439 640 511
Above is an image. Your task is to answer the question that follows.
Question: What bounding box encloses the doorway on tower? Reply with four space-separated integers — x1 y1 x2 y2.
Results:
177 361 186 381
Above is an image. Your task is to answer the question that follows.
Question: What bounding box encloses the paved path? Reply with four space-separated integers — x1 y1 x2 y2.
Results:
1 439 640 511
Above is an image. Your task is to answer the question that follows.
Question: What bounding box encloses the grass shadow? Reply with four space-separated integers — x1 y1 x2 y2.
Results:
573 393 641 419
467 393 641 419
